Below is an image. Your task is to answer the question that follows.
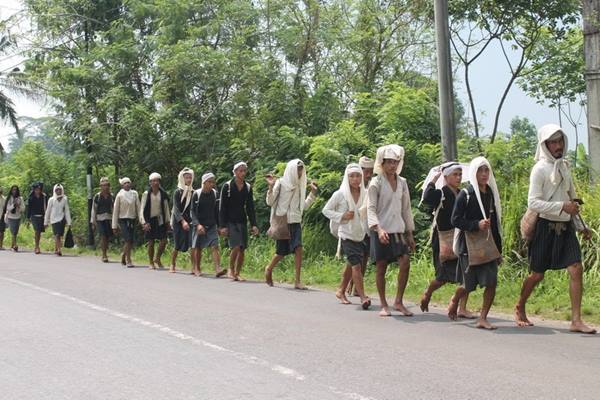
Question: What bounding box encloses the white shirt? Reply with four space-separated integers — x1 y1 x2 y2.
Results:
139 191 170 225
44 197 72 225
266 180 315 224
112 190 140 229
528 160 575 222
4 196 23 220
322 190 366 242
367 174 415 233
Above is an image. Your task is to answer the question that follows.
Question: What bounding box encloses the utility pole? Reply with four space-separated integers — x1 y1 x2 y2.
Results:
584 0 600 180
434 0 458 161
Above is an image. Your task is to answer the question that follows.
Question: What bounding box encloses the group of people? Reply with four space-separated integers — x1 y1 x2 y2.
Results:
0 183 72 255
0 123 596 333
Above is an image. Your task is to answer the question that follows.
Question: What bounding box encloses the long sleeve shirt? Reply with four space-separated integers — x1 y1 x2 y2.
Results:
528 161 575 222
112 190 140 229
91 193 113 223
27 193 47 218
4 196 23 220
451 185 502 255
266 180 316 224
44 197 72 225
191 189 219 227
422 184 457 231
367 175 414 234
139 190 170 226
218 179 257 227
322 190 366 242
171 188 192 224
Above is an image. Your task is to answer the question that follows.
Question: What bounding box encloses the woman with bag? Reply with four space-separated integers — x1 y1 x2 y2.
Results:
170 168 195 273
44 184 72 256
322 163 371 309
448 157 502 330
4 185 23 252
419 162 474 318
264 159 317 290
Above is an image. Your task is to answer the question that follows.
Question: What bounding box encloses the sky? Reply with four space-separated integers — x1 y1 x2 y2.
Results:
0 1 588 153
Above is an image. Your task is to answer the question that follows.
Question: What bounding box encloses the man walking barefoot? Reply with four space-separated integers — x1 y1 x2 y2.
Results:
515 124 596 334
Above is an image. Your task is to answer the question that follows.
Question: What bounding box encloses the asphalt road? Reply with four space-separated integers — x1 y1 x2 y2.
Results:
1 250 599 400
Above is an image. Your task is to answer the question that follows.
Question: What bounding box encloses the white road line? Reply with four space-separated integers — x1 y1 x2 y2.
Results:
1 275 378 400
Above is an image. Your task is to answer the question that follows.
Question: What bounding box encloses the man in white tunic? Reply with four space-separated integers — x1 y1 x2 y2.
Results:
367 145 416 317
515 124 596 334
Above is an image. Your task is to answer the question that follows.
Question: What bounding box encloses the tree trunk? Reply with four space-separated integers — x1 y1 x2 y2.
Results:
583 0 600 180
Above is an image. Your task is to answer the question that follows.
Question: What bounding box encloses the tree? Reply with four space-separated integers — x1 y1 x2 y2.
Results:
449 0 580 142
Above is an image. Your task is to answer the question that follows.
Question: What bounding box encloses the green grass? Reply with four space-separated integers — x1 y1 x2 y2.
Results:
6 223 600 326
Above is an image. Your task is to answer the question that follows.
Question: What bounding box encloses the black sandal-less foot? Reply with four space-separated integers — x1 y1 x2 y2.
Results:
362 298 372 310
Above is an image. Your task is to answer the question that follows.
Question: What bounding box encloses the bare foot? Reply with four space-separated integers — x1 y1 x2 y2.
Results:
149 261 156 270
155 260 164 269
294 283 308 290
265 268 273 287
476 318 497 330
193 269 201 277
570 321 597 334
216 268 227 278
236 275 246 282
447 297 459 321
336 289 351 305
420 292 431 312
169 266 176 273
227 270 236 279
379 306 392 317
458 310 478 319
514 304 534 327
393 302 413 316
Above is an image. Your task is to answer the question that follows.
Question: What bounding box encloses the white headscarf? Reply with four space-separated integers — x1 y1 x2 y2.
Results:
279 159 307 211
535 124 572 192
52 184 65 200
202 172 216 184
420 161 469 203
118 177 137 202
340 163 366 211
177 167 195 209
232 161 248 174
468 156 502 229
358 156 374 169
374 144 404 175
149 172 161 181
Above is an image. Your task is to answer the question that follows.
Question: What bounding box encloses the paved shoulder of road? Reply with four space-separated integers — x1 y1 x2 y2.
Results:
1 250 598 400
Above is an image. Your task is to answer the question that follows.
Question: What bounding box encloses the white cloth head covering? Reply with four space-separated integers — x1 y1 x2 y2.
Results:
202 172 216 184
52 184 64 200
99 177 110 185
358 156 374 169
279 159 307 211
118 177 137 202
340 163 366 211
420 162 469 203
232 161 248 174
177 167 195 209
149 172 161 181
374 145 404 175
535 124 572 192
468 156 501 229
